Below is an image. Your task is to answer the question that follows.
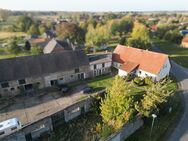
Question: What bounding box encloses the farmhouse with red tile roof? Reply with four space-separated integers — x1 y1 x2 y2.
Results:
112 45 171 81
181 37 188 48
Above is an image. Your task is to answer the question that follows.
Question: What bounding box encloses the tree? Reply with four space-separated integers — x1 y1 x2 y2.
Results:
0 9 10 21
135 79 173 117
127 38 150 49
24 41 31 51
109 18 133 37
100 76 134 130
16 16 33 32
118 17 133 36
56 22 85 44
85 23 110 51
38 25 47 35
85 24 95 48
27 24 39 35
155 24 177 39
6 37 21 54
163 29 183 44
30 46 43 55
127 22 151 49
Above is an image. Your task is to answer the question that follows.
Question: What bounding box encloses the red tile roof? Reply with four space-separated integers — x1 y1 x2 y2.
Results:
119 61 139 73
113 45 168 74
30 38 49 44
182 37 188 43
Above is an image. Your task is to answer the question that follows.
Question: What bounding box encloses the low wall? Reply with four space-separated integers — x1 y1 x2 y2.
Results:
2 132 26 141
106 117 144 141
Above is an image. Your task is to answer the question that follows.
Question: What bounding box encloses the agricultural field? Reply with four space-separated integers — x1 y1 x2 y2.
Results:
0 31 27 39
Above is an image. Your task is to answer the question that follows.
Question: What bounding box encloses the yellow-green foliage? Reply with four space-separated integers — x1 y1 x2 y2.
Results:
135 78 173 117
100 76 135 131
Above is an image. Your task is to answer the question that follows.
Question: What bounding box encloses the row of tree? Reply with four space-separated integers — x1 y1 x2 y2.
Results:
97 76 173 138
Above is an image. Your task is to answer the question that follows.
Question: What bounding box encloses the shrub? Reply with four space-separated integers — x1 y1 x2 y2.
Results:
133 77 145 86
96 123 114 139
124 74 134 82
144 77 153 85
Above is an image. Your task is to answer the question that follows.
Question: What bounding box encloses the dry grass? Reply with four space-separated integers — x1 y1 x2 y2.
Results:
0 32 27 39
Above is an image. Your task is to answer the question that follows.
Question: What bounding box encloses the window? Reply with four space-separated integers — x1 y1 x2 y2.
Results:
1 82 9 88
94 64 97 70
60 77 64 80
163 64 167 69
102 63 105 68
70 107 80 114
11 88 15 91
18 79 26 85
0 131 5 136
11 126 17 131
75 68 79 73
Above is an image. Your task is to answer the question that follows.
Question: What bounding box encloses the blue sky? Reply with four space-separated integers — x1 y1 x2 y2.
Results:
0 0 187 11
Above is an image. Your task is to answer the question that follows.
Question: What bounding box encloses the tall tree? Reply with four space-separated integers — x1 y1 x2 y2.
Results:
127 22 151 49
6 37 21 54
100 76 134 130
56 22 85 44
135 79 173 117
0 9 10 21
16 16 33 32
27 24 39 35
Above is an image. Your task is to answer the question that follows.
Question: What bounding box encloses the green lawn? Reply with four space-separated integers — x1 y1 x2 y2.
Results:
87 75 114 89
153 40 188 68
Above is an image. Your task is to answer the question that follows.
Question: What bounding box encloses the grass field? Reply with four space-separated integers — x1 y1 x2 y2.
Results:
153 40 188 68
0 31 27 39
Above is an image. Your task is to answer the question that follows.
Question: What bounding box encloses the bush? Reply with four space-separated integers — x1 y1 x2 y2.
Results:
144 77 153 85
123 74 134 82
96 123 114 140
133 77 145 86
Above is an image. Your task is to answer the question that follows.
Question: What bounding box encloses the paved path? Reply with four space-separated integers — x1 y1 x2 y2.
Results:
152 46 188 141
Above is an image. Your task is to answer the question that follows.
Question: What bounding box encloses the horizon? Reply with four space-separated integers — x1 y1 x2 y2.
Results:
0 0 188 12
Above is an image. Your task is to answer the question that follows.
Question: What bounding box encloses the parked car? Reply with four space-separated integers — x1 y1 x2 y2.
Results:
82 87 93 94
58 84 69 93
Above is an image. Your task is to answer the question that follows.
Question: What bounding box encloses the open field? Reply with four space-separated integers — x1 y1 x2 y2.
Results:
153 40 188 68
0 31 27 39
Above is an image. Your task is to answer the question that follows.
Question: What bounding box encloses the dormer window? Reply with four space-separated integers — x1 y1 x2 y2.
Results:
1 82 9 88
18 79 26 85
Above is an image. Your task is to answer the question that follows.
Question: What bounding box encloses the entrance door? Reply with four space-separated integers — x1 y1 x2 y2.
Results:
24 84 33 91
99 70 102 75
78 73 84 80
50 80 58 86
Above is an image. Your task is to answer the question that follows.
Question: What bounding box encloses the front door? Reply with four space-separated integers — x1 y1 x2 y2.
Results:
24 84 33 91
